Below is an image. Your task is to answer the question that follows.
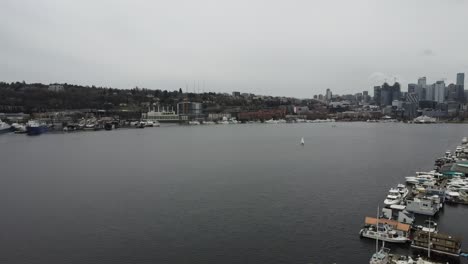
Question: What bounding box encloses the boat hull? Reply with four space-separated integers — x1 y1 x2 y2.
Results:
359 230 409 244
26 126 48 136
0 128 12 134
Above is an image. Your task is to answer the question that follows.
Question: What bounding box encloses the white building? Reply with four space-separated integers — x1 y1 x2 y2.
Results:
48 84 64 92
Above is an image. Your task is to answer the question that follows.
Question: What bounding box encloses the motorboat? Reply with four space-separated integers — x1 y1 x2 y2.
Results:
415 220 438 233
405 175 436 185
384 188 402 206
218 117 230 124
26 120 48 135
228 118 239 124
265 119 279 124
11 123 27 134
445 150 451 156
0 120 12 134
188 120 200 125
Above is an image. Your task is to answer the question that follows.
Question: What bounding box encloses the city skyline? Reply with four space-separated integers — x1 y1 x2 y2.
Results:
2 0 468 97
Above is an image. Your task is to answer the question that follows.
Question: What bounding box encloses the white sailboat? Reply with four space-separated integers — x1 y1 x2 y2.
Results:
300 137 305 146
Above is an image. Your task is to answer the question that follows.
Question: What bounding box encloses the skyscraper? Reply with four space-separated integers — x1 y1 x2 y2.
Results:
426 84 435 101
456 73 465 103
380 82 400 106
433 81 445 103
457 73 465 86
418 77 427 86
408 83 417 93
325 88 332 101
416 77 427 101
374 86 381 105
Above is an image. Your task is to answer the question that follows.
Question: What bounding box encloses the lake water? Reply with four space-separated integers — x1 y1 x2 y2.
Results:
1 122 468 263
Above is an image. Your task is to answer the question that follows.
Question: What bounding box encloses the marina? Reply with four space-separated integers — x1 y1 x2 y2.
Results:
364 136 468 263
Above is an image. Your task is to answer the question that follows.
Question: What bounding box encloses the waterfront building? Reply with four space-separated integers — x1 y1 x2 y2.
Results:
232 91 241 97
294 106 310 114
177 101 203 120
207 113 231 121
142 106 180 122
238 109 286 121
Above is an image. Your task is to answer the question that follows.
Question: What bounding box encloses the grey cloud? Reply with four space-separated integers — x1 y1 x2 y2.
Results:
422 49 436 56
1 0 467 97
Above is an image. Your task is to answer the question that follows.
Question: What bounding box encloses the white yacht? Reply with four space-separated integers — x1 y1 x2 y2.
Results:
188 120 200 125
218 117 230 125
396 184 409 199
415 220 438 234
264 119 279 124
360 217 410 243
369 247 390 264
0 120 12 134
405 175 435 185
228 118 239 124
384 188 402 206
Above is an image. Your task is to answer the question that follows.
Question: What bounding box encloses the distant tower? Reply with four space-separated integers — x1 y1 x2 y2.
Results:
456 73 465 103
418 77 427 86
457 73 465 86
325 88 332 101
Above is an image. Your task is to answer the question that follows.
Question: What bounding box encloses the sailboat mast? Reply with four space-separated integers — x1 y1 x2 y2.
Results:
428 220 431 258
376 206 379 253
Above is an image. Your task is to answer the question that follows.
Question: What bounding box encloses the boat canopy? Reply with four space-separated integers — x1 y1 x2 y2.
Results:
365 217 411 232
447 192 460 197
390 204 406 210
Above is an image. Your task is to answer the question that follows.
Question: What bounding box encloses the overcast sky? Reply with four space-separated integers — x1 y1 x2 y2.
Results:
1 0 467 97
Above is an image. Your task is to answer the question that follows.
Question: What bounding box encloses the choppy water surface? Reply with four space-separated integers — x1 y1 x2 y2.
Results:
1 122 467 263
